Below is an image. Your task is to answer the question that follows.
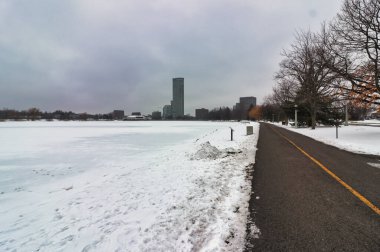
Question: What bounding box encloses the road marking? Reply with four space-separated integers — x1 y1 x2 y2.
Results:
270 126 380 216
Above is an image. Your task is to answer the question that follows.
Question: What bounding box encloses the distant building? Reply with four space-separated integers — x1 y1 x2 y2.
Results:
152 111 162 120
131 112 141 116
126 115 145 120
240 97 256 112
195 108 209 120
163 105 172 119
112 110 125 120
239 97 256 119
172 78 184 118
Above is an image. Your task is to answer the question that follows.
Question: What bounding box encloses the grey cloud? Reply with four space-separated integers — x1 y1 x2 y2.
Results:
0 0 342 114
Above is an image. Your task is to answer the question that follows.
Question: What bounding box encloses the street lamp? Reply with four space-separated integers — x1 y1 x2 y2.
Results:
294 104 298 128
344 101 348 126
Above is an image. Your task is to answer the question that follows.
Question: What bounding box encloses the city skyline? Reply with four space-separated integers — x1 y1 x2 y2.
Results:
0 1 342 115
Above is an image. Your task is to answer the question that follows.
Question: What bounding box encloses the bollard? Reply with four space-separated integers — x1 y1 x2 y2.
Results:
230 127 234 141
335 119 340 139
246 126 253 135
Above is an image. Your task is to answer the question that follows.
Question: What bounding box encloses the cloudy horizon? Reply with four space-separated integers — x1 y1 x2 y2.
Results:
0 0 342 115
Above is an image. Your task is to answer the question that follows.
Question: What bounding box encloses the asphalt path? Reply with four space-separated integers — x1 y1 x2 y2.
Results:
245 123 380 251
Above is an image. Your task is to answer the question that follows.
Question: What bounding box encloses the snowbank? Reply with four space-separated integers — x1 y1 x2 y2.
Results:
277 123 380 156
0 121 259 251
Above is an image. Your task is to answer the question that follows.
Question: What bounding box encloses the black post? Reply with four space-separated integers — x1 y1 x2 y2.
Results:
335 119 339 139
230 127 234 141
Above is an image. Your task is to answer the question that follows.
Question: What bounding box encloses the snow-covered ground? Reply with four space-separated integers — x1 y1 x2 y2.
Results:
0 121 259 252
350 119 380 125
277 122 380 156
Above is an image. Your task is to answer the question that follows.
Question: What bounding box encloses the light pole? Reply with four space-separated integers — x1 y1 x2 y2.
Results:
294 104 298 128
344 102 348 126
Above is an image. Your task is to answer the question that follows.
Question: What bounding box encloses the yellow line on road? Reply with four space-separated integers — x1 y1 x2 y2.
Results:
270 126 380 216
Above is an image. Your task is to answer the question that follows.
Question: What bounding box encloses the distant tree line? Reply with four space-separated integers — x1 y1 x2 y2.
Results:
0 108 116 121
0 108 200 121
0 106 265 122
163 114 196 120
262 0 380 128
207 107 232 120
198 106 256 121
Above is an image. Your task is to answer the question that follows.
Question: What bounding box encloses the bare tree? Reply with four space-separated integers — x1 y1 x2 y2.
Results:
272 78 298 106
326 0 380 105
275 30 340 129
27 107 41 121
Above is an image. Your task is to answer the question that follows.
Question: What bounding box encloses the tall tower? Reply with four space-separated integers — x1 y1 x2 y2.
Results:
172 77 184 118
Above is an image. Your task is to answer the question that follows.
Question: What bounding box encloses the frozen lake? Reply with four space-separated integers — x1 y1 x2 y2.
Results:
0 121 259 251
0 121 227 193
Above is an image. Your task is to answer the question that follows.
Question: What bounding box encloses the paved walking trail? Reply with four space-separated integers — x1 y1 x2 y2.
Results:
245 123 380 251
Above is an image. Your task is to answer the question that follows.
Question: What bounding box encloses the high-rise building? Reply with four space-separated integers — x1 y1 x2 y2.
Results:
163 105 172 119
239 97 256 113
237 96 256 120
172 78 184 118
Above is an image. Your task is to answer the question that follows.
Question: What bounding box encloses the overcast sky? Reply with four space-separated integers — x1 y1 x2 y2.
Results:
0 0 342 115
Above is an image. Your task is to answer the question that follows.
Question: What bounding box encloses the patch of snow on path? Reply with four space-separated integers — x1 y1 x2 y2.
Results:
367 162 380 169
0 121 259 251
